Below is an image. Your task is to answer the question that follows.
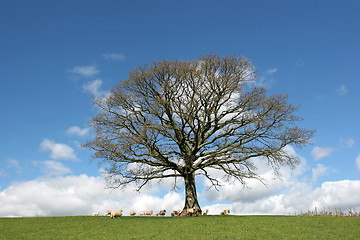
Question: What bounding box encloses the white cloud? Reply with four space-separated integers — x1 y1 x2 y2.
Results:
201 179 360 216
336 84 348 96
201 146 306 204
311 146 333 160
203 147 304 199
201 162 289 203
41 161 72 177
66 126 90 137
199 146 358 215
1 146 359 217
345 138 356 148
356 154 360 172
40 139 78 161
83 79 109 98
265 68 278 75
83 79 102 95
253 68 278 88
0 174 183 217
7 159 21 173
312 164 328 183
1 171 359 217
0 175 105 217
68 64 99 77
339 138 355 149
310 180 360 210
102 53 126 61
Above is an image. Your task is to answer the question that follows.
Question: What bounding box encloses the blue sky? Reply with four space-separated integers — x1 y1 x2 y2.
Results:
1 0 359 217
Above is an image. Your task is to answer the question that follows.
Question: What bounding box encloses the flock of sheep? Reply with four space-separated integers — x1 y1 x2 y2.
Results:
92 209 230 218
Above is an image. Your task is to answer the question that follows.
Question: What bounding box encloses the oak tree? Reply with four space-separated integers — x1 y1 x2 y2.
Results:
84 53 315 216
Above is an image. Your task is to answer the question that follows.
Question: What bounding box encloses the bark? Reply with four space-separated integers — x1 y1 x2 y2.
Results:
180 172 202 216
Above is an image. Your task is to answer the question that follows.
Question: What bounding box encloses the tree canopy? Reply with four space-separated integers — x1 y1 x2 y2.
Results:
84 53 315 215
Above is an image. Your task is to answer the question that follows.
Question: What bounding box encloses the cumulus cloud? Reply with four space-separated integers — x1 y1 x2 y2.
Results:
66 126 90 137
201 179 360 216
1 171 359 217
0 175 106 217
2 146 359 217
83 79 102 95
40 161 72 177
201 162 290 204
40 139 78 161
312 164 328 183
67 64 99 77
310 180 360 210
202 147 305 202
356 154 360 172
82 79 109 98
336 84 348 96
199 146 359 215
0 175 183 217
102 53 126 61
311 146 333 160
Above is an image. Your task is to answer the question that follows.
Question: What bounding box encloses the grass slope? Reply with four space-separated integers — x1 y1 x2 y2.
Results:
1 215 359 239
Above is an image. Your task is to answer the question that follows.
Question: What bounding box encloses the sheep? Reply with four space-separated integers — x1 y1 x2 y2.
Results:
130 210 136 216
92 212 99 216
140 212 144 216
144 210 153 216
159 210 166 216
220 209 230 215
181 208 199 216
104 211 111 216
155 210 166 216
187 208 196 216
202 210 209 216
171 209 181 217
110 210 123 219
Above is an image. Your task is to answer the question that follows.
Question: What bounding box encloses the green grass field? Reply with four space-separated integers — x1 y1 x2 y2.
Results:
1 215 359 239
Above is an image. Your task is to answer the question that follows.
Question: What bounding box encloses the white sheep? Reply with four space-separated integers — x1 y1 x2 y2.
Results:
184 207 197 216
155 210 166 216
92 212 99 216
144 210 153 216
130 210 136 216
110 210 123 219
220 209 230 215
171 209 181 217
104 211 111 216
202 210 209 215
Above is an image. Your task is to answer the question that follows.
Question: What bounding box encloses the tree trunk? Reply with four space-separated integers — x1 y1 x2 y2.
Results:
180 172 202 216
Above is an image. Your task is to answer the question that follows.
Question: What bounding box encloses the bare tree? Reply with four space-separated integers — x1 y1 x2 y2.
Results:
83 53 315 216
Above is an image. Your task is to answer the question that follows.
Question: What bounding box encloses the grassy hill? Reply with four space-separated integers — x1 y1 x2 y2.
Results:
1 215 359 239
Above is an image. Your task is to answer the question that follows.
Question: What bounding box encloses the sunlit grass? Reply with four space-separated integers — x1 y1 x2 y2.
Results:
1 215 359 239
